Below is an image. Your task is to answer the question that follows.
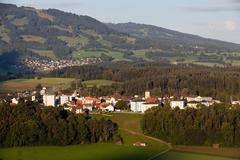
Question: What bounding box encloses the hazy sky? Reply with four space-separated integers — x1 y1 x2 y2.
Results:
2 0 240 43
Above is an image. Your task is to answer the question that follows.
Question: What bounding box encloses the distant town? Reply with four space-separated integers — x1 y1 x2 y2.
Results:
23 57 102 71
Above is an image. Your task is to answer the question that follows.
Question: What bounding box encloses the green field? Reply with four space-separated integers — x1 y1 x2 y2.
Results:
157 151 237 160
11 17 29 26
82 80 115 88
0 113 238 160
0 144 154 160
28 49 56 59
21 35 46 44
0 78 75 93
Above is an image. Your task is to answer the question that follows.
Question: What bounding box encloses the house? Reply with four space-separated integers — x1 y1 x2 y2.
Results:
65 106 83 114
187 102 199 109
43 95 56 107
101 104 114 112
186 96 213 103
81 96 100 111
11 98 19 105
186 96 216 108
170 101 185 109
232 101 240 105
100 96 117 105
133 142 146 147
60 95 70 105
145 91 150 99
32 95 36 102
40 87 46 95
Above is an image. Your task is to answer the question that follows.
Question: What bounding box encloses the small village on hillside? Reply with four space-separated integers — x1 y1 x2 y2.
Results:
3 86 240 114
23 57 102 71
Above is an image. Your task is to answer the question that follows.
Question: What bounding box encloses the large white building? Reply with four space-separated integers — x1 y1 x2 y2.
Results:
43 95 56 107
60 95 70 105
186 96 213 102
170 101 185 109
130 101 158 113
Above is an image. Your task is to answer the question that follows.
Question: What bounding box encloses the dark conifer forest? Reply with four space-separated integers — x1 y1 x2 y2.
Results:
0 101 119 147
141 104 240 147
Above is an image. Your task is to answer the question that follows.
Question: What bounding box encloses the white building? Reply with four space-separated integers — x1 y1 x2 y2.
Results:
32 96 36 102
102 105 115 112
145 91 150 99
60 95 70 105
40 88 46 96
130 101 145 112
170 101 185 109
130 101 158 113
186 96 213 102
43 95 56 107
232 101 240 105
11 98 19 104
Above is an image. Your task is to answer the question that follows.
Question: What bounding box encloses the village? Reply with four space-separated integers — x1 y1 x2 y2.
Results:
23 57 102 71
4 86 240 114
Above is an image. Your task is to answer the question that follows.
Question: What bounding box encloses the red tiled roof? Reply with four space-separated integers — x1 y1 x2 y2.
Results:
145 97 159 103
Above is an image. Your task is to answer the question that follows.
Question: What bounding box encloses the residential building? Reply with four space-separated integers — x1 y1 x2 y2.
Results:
43 95 56 107
170 101 185 109
145 91 150 99
60 95 70 105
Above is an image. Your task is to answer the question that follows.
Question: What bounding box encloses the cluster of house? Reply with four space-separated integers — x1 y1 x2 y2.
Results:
5 87 240 114
24 57 102 71
41 91 117 114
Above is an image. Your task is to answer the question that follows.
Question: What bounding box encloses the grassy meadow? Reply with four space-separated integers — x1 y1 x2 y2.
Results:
157 151 238 160
0 78 75 93
82 80 115 88
0 144 153 160
0 113 239 160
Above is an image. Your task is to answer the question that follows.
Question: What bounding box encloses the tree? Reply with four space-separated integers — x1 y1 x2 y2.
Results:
115 100 129 110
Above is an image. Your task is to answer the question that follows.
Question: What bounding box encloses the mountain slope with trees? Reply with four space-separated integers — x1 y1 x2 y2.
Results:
1 3 240 65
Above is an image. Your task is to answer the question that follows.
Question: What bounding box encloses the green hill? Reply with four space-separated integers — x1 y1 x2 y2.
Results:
1 3 240 66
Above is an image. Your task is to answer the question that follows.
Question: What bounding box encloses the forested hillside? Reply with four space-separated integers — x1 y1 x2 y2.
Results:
49 62 240 102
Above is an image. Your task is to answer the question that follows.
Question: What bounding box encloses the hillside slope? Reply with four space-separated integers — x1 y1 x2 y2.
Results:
107 22 240 52
1 3 240 65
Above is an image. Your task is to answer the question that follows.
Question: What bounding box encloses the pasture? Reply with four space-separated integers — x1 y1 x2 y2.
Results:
0 78 74 93
82 79 115 88
0 113 239 160
0 144 153 160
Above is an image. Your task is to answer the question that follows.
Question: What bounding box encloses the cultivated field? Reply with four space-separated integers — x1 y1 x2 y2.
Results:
0 78 75 93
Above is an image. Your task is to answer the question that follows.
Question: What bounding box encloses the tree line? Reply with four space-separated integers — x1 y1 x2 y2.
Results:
141 104 240 147
0 101 120 147
50 62 240 102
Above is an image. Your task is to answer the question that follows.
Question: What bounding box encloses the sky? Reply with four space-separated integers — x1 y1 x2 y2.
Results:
1 0 240 44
